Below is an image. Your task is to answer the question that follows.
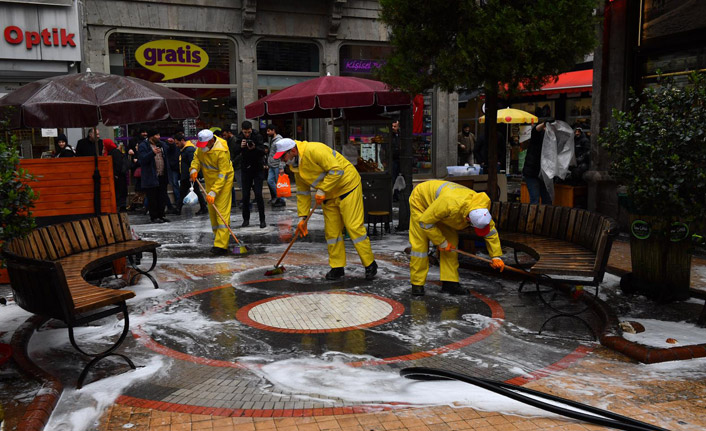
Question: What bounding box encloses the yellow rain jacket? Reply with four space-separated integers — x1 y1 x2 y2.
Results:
189 136 234 249
409 180 501 286
290 140 374 268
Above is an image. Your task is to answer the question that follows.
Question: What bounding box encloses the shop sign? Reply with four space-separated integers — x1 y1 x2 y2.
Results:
631 220 651 240
0 2 80 61
135 40 209 81
342 59 385 74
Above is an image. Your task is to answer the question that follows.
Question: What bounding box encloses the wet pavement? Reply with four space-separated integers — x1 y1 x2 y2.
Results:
1 197 706 431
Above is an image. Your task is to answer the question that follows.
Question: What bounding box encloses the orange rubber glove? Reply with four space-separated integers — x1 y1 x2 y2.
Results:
490 258 505 272
190 170 198 182
438 240 453 253
205 193 215 205
315 189 326 205
296 217 308 237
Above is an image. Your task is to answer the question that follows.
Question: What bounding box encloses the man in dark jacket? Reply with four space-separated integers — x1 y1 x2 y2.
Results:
222 126 240 211
165 135 182 212
138 129 170 223
233 120 267 228
103 138 128 211
75 128 103 157
174 132 208 215
520 121 552 205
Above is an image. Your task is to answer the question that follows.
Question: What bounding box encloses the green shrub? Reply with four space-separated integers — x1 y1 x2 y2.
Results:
0 118 37 247
600 73 706 221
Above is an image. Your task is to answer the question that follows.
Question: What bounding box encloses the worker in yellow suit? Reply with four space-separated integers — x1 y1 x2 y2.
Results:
273 138 377 280
409 180 505 296
189 129 234 255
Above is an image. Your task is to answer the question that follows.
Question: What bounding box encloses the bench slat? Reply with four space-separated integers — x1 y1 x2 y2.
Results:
80 219 99 249
58 223 80 255
38 229 58 260
499 202 511 231
89 217 107 247
69 221 91 252
507 203 521 233
46 225 68 258
99 214 117 245
30 230 49 260
109 213 126 242
525 204 537 234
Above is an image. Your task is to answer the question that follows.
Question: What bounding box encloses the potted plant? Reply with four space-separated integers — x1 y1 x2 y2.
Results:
0 115 37 281
600 72 706 301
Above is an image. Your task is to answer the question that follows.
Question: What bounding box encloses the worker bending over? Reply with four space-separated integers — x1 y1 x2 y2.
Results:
273 138 378 280
190 129 234 255
409 180 504 296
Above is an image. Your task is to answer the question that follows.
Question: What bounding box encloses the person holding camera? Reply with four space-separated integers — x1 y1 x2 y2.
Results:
190 129 235 255
138 129 170 223
233 121 267 228
520 120 553 205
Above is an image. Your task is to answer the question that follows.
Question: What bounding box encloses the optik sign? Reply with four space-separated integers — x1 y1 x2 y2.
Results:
135 40 209 81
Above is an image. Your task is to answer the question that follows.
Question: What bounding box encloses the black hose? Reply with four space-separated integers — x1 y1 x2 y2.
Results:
400 367 668 431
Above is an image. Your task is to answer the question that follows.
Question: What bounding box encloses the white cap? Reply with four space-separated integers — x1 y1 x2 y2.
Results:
196 129 213 148
469 208 491 228
273 138 296 159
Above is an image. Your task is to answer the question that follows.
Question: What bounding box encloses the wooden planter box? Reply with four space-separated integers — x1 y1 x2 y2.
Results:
628 214 692 301
520 182 587 208
1 157 117 283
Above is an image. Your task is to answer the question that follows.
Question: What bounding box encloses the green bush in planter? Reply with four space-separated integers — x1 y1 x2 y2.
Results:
0 116 37 250
600 73 706 300
600 72 706 220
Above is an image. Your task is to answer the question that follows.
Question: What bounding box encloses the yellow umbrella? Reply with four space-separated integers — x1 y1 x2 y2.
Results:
479 108 538 124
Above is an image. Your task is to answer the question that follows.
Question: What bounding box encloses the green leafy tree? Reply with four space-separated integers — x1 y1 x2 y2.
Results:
0 116 37 249
377 0 599 199
600 73 706 221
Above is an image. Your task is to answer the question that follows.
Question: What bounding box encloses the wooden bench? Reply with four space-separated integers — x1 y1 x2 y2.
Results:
1 213 160 388
459 202 619 338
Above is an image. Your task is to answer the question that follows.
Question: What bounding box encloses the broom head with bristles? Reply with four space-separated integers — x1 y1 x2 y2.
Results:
264 265 286 276
232 244 250 255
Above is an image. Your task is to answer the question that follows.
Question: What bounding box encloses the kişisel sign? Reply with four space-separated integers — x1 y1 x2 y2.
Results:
135 39 209 81
0 0 81 61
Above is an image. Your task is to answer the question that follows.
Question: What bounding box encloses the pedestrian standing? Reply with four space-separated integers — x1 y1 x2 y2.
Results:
265 124 286 207
103 138 129 211
189 129 234 255
174 132 208 215
233 121 267 228
274 138 378 281
54 134 75 158
521 121 552 204
138 129 169 223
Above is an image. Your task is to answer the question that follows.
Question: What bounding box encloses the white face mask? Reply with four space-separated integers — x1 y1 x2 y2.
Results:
286 156 298 166
200 145 210 153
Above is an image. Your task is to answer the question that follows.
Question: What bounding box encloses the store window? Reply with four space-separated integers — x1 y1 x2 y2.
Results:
566 97 591 130
512 101 555 121
339 45 393 79
256 40 320 138
108 32 237 138
412 92 433 176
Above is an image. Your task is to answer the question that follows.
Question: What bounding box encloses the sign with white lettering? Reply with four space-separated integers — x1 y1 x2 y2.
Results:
135 39 209 81
0 1 80 61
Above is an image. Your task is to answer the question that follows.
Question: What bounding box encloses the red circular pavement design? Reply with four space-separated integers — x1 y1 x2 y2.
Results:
235 292 405 334
131 277 505 368
127 277 593 417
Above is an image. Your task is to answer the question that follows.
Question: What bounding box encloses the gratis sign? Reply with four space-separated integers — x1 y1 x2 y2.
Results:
135 40 209 81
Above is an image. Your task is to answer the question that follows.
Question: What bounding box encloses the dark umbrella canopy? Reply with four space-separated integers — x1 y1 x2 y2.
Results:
0 71 199 128
245 75 410 119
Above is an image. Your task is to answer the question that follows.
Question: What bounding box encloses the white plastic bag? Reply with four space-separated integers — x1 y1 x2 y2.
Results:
183 185 199 206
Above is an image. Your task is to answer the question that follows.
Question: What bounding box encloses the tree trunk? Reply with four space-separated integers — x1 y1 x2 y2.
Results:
485 88 499 201
629 214 692 301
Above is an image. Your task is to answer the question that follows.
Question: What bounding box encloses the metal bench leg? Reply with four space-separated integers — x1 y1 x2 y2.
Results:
128 249 160 289
68 302 136 389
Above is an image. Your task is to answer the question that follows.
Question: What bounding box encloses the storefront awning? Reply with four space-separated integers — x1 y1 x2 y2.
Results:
523 69 592 96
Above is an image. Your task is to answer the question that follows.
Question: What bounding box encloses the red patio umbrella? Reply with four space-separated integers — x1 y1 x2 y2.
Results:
0 71 198 128
0 71 199 214
245 75 410 119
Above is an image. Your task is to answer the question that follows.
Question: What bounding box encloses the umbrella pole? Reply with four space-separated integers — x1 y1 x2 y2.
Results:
93 126 101 215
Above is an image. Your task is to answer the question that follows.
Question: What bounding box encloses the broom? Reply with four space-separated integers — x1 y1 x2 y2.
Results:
264 201 318 276
451 246 531 278
195 180 249 255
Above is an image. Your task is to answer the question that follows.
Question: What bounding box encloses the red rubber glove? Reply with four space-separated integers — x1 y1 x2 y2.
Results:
190 170 198 182
315 189 326 205
205 194 215 205
438 240 454 253
296 217 308 237
490 258 505 272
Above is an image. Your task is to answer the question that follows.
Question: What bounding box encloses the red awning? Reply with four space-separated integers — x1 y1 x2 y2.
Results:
524 69 592 96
